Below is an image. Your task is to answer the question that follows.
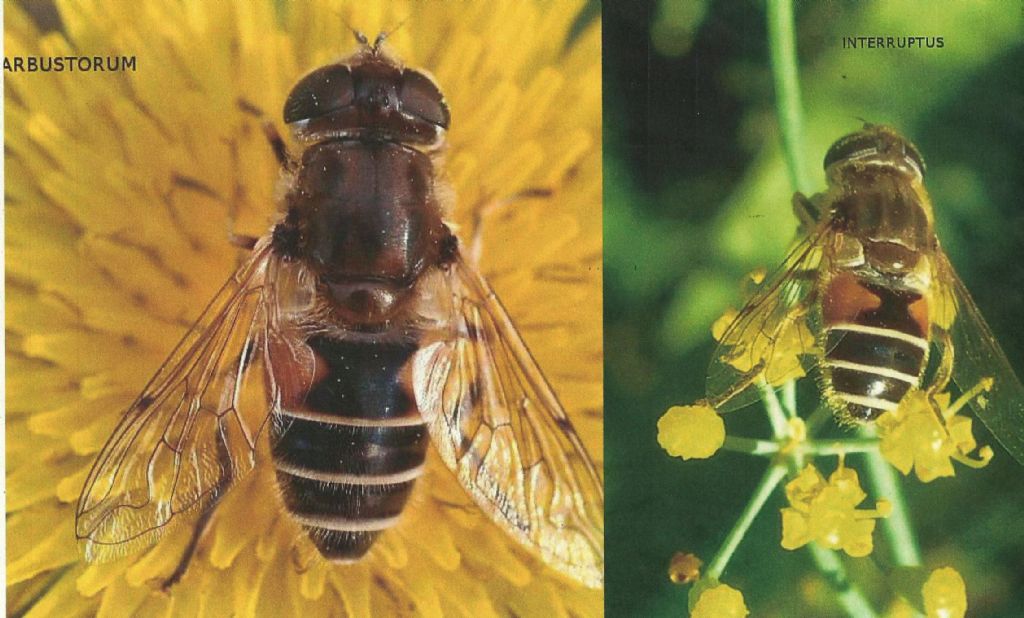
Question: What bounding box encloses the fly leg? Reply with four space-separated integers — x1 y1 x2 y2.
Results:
237 97 295 171
792 192 820 233
922 329 957 427
160 422 235 591
928 330 955 395
226 99 297 254
228 232 259 251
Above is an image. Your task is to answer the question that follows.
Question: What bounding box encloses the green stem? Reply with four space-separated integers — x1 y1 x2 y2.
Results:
859 427 922 566
767 0 813 195
804 402 833 434
724 436 880 458
705 463 789 581
803 438 879 456
757 381 789 438
723 436 781 456
781 380 798 417
766 0 914 611
806 545 880 618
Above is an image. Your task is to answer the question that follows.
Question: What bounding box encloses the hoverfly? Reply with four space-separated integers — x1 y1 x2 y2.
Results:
75 33 604 589
707 124 1024 463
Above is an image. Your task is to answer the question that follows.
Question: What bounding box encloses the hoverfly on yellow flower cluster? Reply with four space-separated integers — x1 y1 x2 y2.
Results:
706 124 1024 465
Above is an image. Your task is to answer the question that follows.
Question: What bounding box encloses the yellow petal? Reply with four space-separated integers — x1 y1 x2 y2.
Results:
7 505 79 585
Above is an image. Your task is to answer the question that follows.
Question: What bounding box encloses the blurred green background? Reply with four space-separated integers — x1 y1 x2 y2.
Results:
603 1 1024 615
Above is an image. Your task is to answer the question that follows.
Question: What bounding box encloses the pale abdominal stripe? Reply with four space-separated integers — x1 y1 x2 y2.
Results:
826 323 930 351
292 512 403 532
822 359 919 385
274 460 426 485
278 406 428 427
832 392 900 411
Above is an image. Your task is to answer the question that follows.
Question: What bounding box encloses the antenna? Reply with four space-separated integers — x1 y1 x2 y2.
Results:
335 13 370 50
372 16 409 53
852 116 876 130
350 27 369 48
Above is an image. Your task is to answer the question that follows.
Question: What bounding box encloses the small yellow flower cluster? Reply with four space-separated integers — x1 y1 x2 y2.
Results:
711 307 812 387
887 566 969 618
661 285 985 615
657 403 724 460
877 380 994 483
691 583 749 618
923 567 967 618
780 462 892 557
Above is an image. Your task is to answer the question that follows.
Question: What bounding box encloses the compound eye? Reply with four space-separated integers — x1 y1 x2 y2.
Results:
902 141 926 176
399 69 450 128
823 132 881 170
283 65 355 124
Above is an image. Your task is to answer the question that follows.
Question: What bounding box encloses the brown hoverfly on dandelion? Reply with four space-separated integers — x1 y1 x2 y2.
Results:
74 32 604 590
707 124 1024 463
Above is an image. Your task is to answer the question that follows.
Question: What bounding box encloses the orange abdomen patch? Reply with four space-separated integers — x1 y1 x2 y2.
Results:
820 270 931 422
822 272 882 325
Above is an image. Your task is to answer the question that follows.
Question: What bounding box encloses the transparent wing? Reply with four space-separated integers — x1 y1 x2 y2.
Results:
933 252 1024 465
412 258 604 588
706 229 827 412
75 240 284 561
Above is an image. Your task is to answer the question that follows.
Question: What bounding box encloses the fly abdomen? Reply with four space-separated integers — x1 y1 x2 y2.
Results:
270 335 427 562
821 272 930 421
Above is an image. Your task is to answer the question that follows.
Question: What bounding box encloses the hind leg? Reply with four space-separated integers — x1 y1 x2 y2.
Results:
160 423 235 590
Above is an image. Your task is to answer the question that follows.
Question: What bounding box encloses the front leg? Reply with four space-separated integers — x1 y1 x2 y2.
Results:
792 192 820 233
262 122 293 171
237 98 296 171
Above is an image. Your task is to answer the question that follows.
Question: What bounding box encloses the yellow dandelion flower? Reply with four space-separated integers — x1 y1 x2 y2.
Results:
780 462 891 557
658 403 725 460
691 582 750 618
6 0 601 616
923 567 968 618
877 381 994 483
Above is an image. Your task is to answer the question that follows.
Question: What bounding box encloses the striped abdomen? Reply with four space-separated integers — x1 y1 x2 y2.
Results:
270 334 426 563
820 271 930 421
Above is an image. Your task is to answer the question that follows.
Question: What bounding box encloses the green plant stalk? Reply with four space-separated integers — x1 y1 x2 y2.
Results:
805 438 880 456
766 0 921 609
859 427 922 566
757 381 790 437
705 463 789 581
723 435 879 457
767 0 813 195
807 544 880 618
781 380 798 417
804 402 833 434
723 436 782 456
